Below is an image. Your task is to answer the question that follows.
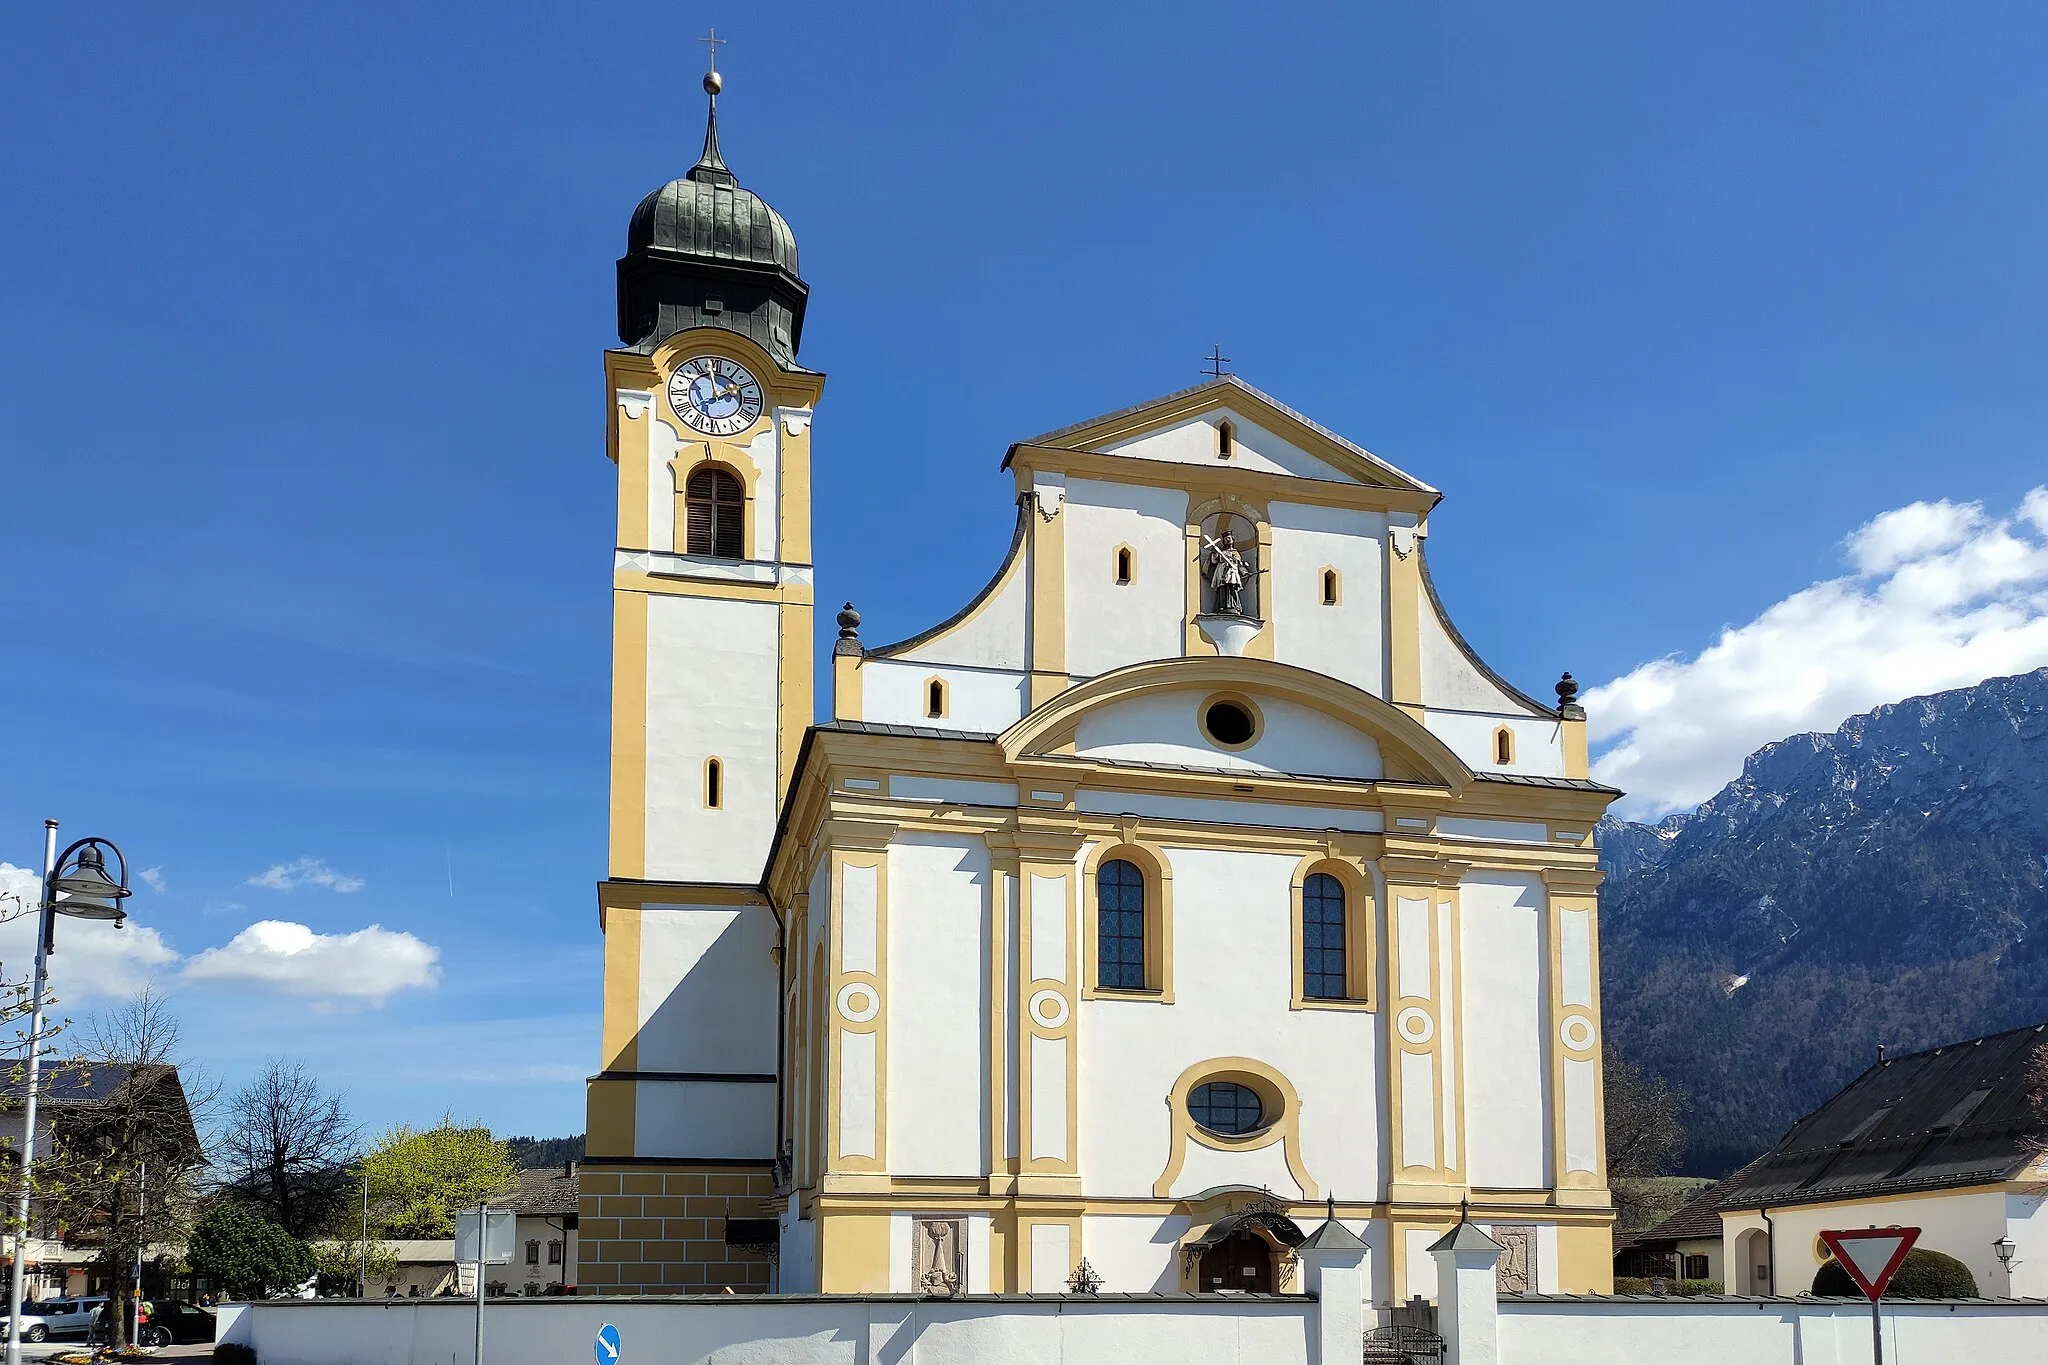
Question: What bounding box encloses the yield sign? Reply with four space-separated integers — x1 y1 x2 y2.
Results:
1820 1227 1921 1301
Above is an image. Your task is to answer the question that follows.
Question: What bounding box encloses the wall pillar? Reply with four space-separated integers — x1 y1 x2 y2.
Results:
1298 1216 1370 1365
1430 1221 1504 1365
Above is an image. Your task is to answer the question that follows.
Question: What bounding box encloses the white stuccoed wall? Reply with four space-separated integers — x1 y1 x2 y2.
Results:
217 1296 1314 1365
886 834 992 1178
643 592 782 882
215 1292 2048 1365
1458 871 1551 1190
1062 477 1190 679
1498 1296 2048 1365
1267 500 1386 695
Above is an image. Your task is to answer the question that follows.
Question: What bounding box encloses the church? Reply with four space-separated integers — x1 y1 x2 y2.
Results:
577 65 1620 1305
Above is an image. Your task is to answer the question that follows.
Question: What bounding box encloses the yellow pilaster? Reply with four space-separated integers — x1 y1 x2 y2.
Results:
1387 523 1424 717
1025 479 1068 706
1382 849 1468 1203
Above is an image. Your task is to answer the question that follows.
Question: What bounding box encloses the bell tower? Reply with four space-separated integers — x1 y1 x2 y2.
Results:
582 50 821 1295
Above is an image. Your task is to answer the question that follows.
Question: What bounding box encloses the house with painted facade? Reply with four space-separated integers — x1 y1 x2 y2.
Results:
579 67 1622 1303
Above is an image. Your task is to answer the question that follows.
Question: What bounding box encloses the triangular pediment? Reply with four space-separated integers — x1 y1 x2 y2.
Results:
1004 376 1434 494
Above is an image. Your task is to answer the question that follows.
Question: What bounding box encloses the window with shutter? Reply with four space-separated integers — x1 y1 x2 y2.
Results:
685 467 746 558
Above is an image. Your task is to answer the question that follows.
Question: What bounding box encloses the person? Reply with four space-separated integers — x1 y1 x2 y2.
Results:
1204 529 1252 616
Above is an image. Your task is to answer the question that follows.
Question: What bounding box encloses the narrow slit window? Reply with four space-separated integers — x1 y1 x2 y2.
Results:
685 466 745 559
1217 419 1236 459
1494 727 1515 766
705 756 724 808
1115 547 1134 584
926 677 948 718
1321 568 1340 605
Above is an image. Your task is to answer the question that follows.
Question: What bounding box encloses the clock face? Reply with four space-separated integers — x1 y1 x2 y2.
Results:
667 356 764 437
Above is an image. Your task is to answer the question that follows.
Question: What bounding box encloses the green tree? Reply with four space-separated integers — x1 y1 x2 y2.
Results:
189 1201 317 1299
313 1234 401 1297
361 1117 515 1239
1813 1247 1978 1299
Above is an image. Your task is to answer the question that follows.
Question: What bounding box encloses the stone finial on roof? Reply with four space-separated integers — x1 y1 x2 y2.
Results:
1556 671 1585 719
834 602 864 656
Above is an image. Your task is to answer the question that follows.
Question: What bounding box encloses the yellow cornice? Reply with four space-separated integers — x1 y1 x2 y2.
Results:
1007 443 1439 516
1000 655 1475 790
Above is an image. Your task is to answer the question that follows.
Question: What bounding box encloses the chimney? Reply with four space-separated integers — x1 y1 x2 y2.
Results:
564 1160 577 1180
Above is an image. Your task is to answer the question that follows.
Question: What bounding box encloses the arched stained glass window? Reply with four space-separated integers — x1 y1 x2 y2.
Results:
1302 872 1346 1000
1097 858 1146 990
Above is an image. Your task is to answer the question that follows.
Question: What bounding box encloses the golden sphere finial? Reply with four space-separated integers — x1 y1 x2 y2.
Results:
703 69 722 97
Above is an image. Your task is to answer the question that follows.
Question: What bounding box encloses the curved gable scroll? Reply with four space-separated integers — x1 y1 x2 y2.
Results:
998 657 1474 790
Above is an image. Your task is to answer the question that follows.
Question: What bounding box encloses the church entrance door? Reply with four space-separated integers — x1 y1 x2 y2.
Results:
1198 1231 1275 1293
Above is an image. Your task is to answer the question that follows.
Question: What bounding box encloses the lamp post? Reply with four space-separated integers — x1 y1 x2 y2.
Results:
4 822 131 1365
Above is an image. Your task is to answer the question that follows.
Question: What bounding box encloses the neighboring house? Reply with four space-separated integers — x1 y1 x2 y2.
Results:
500 1165 578 1296
0 1060 202 1300
1612 1163 1766 1286
1711 1022 2048 1298
357 1166 581 1299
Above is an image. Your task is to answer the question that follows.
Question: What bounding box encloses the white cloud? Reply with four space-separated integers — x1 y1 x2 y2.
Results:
1589 487 2048 820
137 867 166 893
183 920 439 1005
246 858 364 894
0 864 181 1004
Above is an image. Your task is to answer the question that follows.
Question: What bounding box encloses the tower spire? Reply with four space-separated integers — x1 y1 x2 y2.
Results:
689 28 737 187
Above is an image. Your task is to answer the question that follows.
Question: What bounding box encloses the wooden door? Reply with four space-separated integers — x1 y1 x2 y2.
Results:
1198 1232 1274 1293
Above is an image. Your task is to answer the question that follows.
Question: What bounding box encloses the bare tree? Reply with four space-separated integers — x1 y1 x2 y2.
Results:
1604 1044 1690 1232
38 988 207 1349
216 1059 359 1238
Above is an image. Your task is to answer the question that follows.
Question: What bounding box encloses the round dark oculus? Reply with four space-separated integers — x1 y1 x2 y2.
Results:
1204 700 1257 747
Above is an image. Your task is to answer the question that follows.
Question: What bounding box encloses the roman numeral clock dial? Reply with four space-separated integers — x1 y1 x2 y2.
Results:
668 355 764 437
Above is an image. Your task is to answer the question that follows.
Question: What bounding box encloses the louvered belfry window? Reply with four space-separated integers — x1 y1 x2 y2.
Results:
685 467 745 558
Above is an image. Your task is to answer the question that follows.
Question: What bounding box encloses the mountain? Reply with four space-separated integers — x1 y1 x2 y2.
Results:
1597 667 2048 1176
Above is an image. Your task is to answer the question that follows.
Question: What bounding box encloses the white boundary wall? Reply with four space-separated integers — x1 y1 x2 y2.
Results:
1501 1295 2048 1365
215 1290 2048 1365
216 1295 1313 1365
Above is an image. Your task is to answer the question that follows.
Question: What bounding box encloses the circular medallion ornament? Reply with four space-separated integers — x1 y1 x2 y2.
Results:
1028 989 1070 1030
668 355 764 437
1396 1007 1435 1045
835 983 879 1024
1559 1015 1596 1052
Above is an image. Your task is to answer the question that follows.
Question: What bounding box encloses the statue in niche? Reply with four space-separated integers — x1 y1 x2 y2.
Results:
914 1217 964 1296
1203 528 1255 617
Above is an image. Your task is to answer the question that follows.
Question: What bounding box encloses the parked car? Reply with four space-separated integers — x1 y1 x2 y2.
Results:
87 1298 216 1348
4 1295 107 1341
142 1300 217 1346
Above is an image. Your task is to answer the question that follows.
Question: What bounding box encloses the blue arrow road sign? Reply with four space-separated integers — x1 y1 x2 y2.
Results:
595 1323 622 1365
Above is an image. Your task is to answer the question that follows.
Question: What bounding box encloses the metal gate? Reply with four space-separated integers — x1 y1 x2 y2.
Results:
1362 1296 1445 1364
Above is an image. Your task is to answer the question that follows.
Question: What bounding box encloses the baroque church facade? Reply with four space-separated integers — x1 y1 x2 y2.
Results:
579 76 1620 1303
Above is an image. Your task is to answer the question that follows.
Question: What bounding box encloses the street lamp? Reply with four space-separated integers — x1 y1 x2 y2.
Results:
1994 1235 2017 1292
4 822 131 1365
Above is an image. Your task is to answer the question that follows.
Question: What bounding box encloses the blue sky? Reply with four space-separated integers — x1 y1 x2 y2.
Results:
4 3 2047 1139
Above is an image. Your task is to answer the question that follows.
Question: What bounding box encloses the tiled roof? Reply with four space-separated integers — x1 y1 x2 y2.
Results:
1712 1021 2048 1209
499 1167 578 1217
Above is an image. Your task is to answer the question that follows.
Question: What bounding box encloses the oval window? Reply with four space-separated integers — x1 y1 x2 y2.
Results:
1202 699 1257 748
1189 1081 1265 1136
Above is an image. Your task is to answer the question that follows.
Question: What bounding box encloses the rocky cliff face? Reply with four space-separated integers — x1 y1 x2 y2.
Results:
1597 667 2048 1174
